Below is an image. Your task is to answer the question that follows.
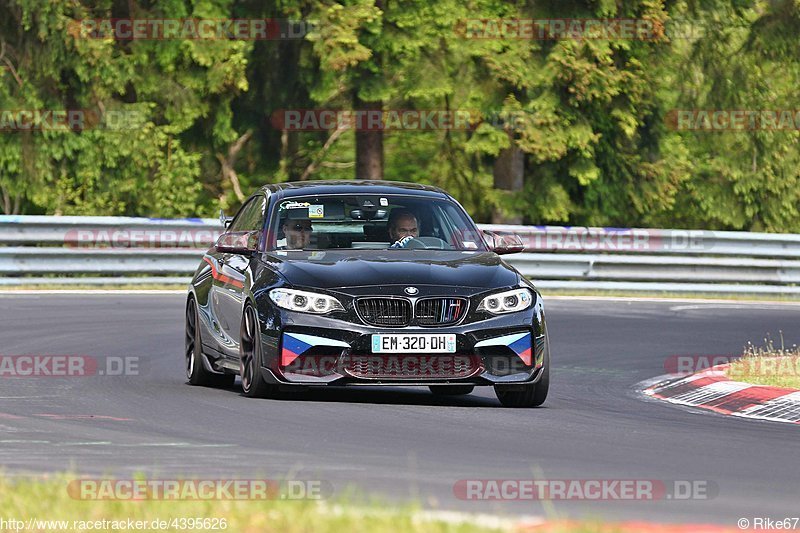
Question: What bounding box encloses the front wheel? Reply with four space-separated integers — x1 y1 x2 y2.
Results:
240 304 279 398
494 354 549 408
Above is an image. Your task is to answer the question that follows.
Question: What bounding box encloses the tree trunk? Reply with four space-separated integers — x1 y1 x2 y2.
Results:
1 186 10 215
491 144 524 224
216 130 252 201
354 95 383 180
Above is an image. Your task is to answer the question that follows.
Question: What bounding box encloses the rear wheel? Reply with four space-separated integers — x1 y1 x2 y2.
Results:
494 351 549 408
185 298 234 387
240 304 279 398
429 385 474 396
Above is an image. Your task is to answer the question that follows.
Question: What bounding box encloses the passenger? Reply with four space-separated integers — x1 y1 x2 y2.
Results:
281 218 313 249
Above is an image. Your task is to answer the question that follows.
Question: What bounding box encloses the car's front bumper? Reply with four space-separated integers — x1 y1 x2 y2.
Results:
255 306 548 388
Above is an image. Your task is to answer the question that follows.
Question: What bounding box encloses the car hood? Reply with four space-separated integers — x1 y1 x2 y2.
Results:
262 250 520 291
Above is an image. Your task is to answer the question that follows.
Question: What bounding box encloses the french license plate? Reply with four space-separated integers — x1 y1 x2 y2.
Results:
371 334 457 354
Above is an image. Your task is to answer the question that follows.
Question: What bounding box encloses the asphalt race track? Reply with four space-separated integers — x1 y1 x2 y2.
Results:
1 293 798 525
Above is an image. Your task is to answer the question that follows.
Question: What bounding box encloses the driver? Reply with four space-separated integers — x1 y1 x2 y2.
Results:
388 209 419 248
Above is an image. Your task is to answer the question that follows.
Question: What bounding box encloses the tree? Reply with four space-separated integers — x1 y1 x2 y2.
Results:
668 0 800 231
0 0 249 216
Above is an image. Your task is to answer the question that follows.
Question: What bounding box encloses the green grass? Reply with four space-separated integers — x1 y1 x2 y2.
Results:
725 333 800 388
0 474 508 533
0 474 732 532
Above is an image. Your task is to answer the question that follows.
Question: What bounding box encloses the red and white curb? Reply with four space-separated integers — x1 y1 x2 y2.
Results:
644 365 800 424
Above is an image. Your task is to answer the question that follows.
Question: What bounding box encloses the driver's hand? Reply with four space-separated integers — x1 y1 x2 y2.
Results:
390 235 414 248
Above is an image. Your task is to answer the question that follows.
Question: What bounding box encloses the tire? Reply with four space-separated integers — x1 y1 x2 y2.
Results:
429 385 474 396
494 351 549 408
240 304 279 398
185 298 235 388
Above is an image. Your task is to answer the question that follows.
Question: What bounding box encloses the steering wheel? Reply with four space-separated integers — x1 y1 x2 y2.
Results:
418 236 451 249
398 237 451 250
403 237 427 249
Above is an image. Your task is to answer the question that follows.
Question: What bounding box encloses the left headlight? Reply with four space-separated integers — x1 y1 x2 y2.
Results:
269 288 345 314
476 288 534 315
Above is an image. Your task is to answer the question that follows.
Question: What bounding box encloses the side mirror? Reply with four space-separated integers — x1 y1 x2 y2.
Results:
219 208 233 228
483 231 525 255
215 230 260 254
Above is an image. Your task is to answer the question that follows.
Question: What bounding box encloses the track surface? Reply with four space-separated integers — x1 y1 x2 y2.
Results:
1 294 798 525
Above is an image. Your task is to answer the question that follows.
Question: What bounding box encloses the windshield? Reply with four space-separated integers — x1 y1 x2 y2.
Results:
267 194 487 252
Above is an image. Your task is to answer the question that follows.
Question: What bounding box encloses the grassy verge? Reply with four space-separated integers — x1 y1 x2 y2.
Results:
0 474 506 533
725 334 800 388
0 474 744 532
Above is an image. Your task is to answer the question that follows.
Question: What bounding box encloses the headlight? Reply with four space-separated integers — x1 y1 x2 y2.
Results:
477 288 534 315
269 288 345 314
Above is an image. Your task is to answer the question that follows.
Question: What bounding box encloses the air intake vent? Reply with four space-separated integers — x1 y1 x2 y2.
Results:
415 298 468 326
343 355 480 379
356 298 412 327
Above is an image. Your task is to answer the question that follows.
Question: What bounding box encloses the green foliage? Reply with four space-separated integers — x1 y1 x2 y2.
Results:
668 0 800 231
1 0 797 232
1 0 248 216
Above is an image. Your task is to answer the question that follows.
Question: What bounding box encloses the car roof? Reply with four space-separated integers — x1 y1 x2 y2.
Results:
258 180 450 200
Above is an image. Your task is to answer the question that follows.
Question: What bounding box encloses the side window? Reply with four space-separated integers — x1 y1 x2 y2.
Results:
228 196 266 232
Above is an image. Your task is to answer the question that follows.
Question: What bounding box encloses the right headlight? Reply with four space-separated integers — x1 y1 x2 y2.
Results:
476 288 534 315
269 288 345 314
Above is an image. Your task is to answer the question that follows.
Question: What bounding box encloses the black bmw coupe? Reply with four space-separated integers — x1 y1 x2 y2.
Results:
186 181 550 407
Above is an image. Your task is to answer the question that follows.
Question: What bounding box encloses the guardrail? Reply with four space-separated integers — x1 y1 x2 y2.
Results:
2 215 799 294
